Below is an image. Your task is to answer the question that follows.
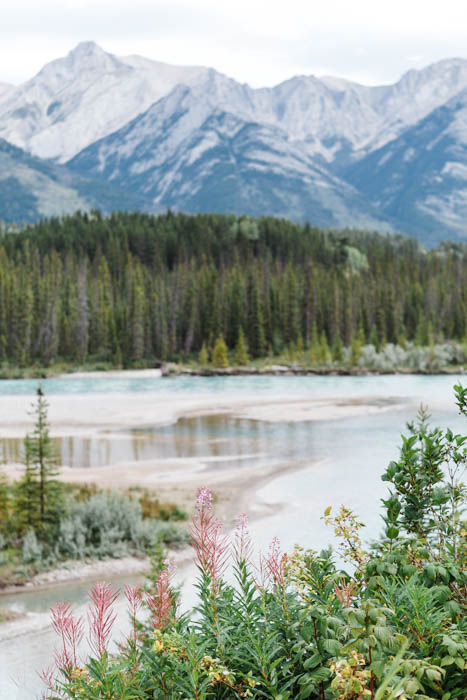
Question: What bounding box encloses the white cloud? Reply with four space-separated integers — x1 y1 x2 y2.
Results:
1 0 467 86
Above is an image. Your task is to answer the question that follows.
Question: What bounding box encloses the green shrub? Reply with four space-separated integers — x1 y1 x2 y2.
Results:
22 529 42 564
57 491 188 559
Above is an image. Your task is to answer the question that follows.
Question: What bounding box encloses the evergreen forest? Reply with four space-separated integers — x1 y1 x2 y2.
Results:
0 210 466 369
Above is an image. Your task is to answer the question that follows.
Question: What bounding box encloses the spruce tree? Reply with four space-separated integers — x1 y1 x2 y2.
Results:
369 324 379 351
332 331 344 363
212 336 229 368
234 328 249 366
198 343 209 366
350 327 365 366
14 435 39 534
247 275 266 358
319 331 330 365
26 387 63 534
0 469 10 535
309 322 320 365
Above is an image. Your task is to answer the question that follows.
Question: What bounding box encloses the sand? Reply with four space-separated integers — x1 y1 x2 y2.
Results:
0 375 409 598
0 389 406 437
0 388 403 527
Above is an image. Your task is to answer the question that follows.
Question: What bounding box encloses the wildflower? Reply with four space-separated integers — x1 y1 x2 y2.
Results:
145 560 175 630
196 485 212 514
265 536 288 587
233 512 253 564
124 584 142 647
191 486 229 585
50 601 84 672
88 582 119 658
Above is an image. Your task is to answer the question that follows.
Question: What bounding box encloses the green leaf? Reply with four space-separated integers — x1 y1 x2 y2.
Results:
322 639 341 655
386 526 400 539
303 653 322 670
441 656 455 666
307 667 331 682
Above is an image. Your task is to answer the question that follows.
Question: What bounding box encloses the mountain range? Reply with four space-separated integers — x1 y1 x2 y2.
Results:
2 42 467 244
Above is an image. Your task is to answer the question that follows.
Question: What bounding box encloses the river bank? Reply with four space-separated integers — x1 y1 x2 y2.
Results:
0 358 464 381
160 363 466 377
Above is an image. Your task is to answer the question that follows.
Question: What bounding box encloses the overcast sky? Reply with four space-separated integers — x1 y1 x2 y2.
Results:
2 0 467 87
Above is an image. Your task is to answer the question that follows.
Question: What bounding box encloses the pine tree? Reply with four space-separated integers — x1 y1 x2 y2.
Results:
0 469 10 535
319 331 330 365
212 336 229 368
247 274 266 358
350 327 365 366
234 328 249 366
332 331 344 363
26 387 63 534
198 343 209 366
369 324 379 351
296 334 305 364
14 435 39 535
309 322 320 365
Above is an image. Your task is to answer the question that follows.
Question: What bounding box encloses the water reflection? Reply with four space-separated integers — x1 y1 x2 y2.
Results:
1 415 318 471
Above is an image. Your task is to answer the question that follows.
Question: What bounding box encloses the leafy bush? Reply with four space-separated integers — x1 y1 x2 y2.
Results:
22 528 42 564
42 388 466 699
359 342 466 372
57 492 188 560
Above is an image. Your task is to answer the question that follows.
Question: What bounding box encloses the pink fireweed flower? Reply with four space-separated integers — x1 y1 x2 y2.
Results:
145 560 176 630
50 601 84 672
233 512 253 564
88 582 119 658
163 556 177 577
256 536 288 590
124 584 143 615
196 485 213 514
124 584 143 646
191 496 230 584
38 665 57 697
266 536 288 587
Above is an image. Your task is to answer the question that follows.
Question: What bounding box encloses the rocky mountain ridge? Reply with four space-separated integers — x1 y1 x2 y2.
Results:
3 43 467 243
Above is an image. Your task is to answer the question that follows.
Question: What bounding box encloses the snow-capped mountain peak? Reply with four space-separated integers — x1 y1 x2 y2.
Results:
0 42 210 161
3 45 467 243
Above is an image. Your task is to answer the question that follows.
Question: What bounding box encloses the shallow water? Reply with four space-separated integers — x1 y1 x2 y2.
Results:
0 371 463 401
2 414 320 470
0 373 465 699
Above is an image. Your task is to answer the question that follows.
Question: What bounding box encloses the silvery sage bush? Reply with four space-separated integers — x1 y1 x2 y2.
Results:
57 491 188 560
359 342 466 372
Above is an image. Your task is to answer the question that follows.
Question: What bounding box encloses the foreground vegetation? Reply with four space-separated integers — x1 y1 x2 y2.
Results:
0 387 188 588
42 387 466 699
0 211 466 371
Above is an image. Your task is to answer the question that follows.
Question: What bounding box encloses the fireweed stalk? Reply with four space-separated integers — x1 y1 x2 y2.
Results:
51 601 84 672
145 558 176 630
191 486 230 663
191 486 229 602
88 582 119 658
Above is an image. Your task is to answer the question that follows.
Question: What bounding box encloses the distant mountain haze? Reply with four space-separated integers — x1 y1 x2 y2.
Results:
2 42 467 243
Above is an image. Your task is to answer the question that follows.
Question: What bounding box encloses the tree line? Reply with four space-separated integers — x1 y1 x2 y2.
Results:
0 210 466 367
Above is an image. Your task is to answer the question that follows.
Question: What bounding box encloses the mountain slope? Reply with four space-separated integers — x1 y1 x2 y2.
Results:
0 138 150 223
68 85 391 230
344 88 467 243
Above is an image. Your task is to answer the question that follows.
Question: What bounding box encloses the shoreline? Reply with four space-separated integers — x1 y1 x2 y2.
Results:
160 364 466 377
0 364 464 381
